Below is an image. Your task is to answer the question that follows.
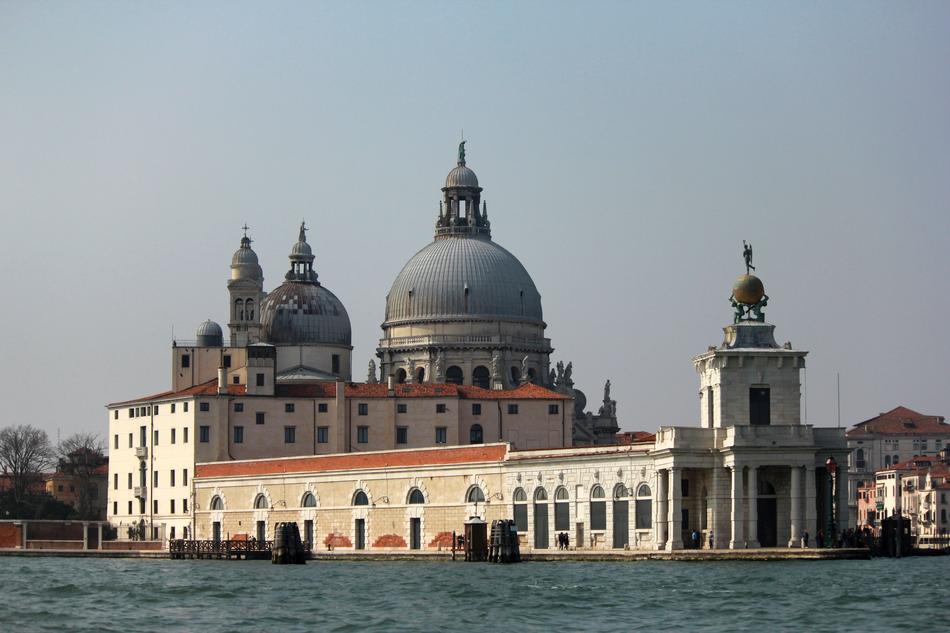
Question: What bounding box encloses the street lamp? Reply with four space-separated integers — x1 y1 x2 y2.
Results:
826 456 838 547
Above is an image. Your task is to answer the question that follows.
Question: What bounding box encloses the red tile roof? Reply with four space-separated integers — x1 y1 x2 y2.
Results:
109 380 246 406
846 406 949 438
196 443 509 479
616 431 657 445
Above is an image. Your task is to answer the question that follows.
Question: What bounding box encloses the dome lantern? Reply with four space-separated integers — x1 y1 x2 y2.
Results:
436 141 490 239
285 221 318 283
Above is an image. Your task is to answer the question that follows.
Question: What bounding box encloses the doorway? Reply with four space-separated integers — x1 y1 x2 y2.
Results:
212 522 221 544
757 498 777 547
355 519 366 550
613 499 629 548
410 518 421 550
534 504 549 549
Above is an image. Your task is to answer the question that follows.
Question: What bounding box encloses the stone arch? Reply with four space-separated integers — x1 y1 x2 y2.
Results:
472 365 490 389
446 365 463 385
395 368 407 384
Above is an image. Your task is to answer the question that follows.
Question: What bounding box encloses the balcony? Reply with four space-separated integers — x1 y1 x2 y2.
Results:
378 334 552 351
133 486 148 499
134 446 148 460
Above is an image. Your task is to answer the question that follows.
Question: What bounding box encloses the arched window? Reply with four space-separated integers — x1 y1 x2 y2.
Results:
353 490 369 506
527 368 536 382
469 424 483 444
884 455 891 467
395 369 407 384
635 484 652 529
613 483 628 500
513 487 528 532
466 486 485 503
210 496 224 511
446 366 464 385
415 367 425 383
253 494 268 509
235 299 244 321
554 486 570 531
301 492 317 508
855 448 865 469
533 487 549 549
408 489 425 504
534 487 548 501
510 366 521 385
245 299 254 321
590 485 606 531
612 484 629 548
472 365 490 389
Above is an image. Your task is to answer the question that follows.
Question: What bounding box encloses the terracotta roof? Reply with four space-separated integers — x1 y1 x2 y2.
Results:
196 443 509 479
276 382 571 400
846 406 949 438
109 380 246 407
888 455 940 471
616 431 657 445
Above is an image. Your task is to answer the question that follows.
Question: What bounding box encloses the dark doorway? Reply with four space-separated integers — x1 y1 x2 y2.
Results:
355 519 366 550
446 366 463 384
757 498 777 547
750 387 771 426
534 504 549 549
410 518 421 550
212 522 221 544
304 520 313 550
256 520 265 542
613 499 629 548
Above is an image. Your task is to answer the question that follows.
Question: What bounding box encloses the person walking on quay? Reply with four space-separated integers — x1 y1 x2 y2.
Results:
802 530 809 548
708 530 714 549
691 529 700 550
817 530 824 548
564 532 570 551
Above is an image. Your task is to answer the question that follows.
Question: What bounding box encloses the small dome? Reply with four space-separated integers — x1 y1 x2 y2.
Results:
732 274 765 305
291 240 313 257
231 236 263 281
196 320 223 347
445 164 479 189
260 282 351 346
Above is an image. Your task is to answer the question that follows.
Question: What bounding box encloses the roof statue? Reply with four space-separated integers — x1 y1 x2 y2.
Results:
520 356 530 384
367 360 378 384
598 379 617 418
730 241 768 324
458 140 466 164
299 221 308 243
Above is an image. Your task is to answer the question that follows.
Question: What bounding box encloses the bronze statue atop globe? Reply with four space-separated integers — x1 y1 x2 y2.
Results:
732 273 765 305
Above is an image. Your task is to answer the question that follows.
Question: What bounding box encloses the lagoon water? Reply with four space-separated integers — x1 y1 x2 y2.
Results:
1 557 947 632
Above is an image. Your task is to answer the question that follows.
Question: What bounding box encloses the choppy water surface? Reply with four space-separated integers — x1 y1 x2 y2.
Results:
1 556 947 632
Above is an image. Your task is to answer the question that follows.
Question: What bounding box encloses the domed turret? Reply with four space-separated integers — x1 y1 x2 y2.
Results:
230 227 263 281
227 226 265 346
196 320 223 347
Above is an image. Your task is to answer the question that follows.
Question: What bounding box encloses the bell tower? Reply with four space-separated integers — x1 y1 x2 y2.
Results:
228 226 265 346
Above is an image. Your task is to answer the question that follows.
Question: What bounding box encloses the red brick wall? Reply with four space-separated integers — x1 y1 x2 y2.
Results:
27 540 83 550
27 522 84 540
323 532 352 548
101 541 163 551
0 523 22 548
372 534 407 548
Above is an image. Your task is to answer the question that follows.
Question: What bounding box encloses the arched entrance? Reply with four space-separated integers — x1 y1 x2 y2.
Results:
533 488 549 549
612 484 629 549
757 480 777 547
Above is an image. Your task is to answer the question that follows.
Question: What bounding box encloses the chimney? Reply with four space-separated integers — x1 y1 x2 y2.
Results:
387 374 395 396
217 367 227 395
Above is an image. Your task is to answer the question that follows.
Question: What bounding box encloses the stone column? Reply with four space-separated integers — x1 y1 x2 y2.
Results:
667 467 683 550
730 466 744 549
21 521 27 549
746 466 759 548
804 466 817 545
788 466 802 547
709 467 721 549
837 467 850 535
655 470 668 550
82 522 89 551
98 522 103 551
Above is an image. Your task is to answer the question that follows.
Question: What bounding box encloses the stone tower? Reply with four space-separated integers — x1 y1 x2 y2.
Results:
227 228 265 346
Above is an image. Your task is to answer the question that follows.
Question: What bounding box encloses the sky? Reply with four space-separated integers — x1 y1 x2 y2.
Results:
1 1 948 441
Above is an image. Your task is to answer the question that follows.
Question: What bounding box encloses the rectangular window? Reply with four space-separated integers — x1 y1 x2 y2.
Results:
436 403 447 413
397 403 407 414
183 498 188 513
153 430 159 445
199 426 210 443
139 499 145 514
749 387 771 426
256 373 265 387
181 354 190 368
223 354 231 368
171 403 176 413
140 426 146 447
507 404 519 415
548 404 559 415
183 428 189 443
396 426 408 445
285 403 295 413
681 478 689 497
233 376 240 384
318 403 328 413
332 354 340 374
170 499 176 514
435 427 447 444
153 499 158 514
514 504 528 532
555 500 570 531
234 402 244 412
170 470 175 487
153 471 159 487
284 426 296 444
114 434 118 449
113 501 118 515
128 500 132 515
591 500 607 531
127 473 132 489
184 402 189 412
129 408 135 418
472 403 482 416
128 433 133 448
113 410 118 420
199 402 210 412
234 426 244 443
153 405 159 415
317 426 329 444
183 469 188 486
256 412 265 425
113 473 118 490
357 426 369 444
358 403 369 416
171 428 176 444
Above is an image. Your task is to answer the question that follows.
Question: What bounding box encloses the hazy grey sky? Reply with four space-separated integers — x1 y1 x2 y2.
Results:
1 2 948 440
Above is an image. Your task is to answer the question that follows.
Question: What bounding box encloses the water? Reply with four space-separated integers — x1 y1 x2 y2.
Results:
1 557 947 632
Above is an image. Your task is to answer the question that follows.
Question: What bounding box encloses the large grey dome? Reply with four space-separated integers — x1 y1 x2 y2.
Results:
384 235 543 326
260 281 351 346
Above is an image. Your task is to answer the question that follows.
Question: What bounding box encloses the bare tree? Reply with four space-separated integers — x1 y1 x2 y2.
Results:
57 433 107 520
0 425 55 517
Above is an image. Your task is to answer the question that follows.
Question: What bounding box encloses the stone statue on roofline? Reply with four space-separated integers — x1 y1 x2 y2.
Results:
367 360 378 384
434 350 445 383
520 356 530 385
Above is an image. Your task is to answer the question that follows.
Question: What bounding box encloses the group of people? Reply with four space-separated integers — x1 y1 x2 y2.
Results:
556 532 571 550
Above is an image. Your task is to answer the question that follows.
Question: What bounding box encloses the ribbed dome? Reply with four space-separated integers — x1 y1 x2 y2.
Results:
445 164 479 189
261 281 351 345
231 236 263 281
232 247 259 266
291 240 313 257
196 320 223 347
384 236 543 325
